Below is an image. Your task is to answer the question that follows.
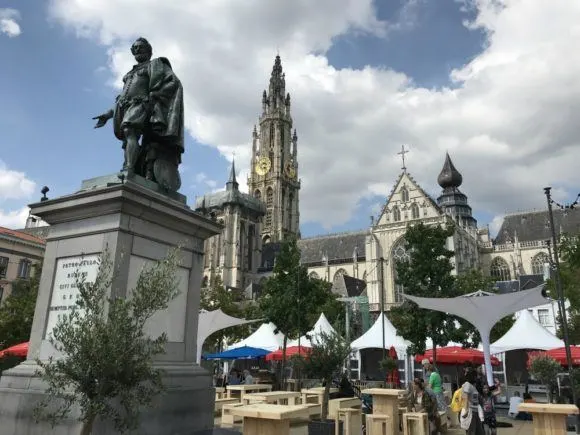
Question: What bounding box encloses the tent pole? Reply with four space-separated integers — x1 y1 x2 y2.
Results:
502 352 508 397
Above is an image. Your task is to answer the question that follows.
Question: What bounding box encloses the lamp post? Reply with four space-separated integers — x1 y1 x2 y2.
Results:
379 257 386 360
544 187 579 431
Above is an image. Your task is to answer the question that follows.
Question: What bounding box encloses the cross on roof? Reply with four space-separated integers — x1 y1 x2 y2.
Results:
397 145 409 171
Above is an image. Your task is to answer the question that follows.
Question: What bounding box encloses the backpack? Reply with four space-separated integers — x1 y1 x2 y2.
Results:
451 388 464 412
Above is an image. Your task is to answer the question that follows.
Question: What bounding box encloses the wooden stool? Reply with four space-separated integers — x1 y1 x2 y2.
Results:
335 408 362 435
221 403 244 427
365 413 390 435
403 412 429 435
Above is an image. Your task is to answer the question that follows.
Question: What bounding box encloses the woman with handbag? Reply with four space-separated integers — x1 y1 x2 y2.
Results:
460 369 485 435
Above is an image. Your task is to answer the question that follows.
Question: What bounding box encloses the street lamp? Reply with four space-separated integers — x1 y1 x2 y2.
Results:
544 187 579 431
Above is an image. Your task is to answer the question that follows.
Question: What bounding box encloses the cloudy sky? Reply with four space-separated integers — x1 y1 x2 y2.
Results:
1 0 578 238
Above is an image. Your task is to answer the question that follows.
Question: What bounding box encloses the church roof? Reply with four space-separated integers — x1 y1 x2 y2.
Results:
194 161 266 216
297 230 367 265
494 208 580 244
332 274 367 297
437 152 463 189
377 171 440 223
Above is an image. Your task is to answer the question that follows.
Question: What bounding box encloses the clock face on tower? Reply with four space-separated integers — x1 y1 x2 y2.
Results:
255 156 271 176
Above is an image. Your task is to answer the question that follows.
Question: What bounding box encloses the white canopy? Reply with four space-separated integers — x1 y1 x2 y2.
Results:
227 322 284 352
490 309 564 354
288 313 336 347
196 309 259 363
405 285 548 385
350 313 411 356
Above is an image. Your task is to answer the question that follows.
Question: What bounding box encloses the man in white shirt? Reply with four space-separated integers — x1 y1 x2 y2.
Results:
243 370 254 385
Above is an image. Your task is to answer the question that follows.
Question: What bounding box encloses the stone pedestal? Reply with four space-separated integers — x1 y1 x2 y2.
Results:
0 176 222 435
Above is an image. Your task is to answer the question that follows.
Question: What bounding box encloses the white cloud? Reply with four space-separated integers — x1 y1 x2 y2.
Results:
0 161 36 200
48 0 580 229
0 9 21 37
193 172 217 190
0 207 30 228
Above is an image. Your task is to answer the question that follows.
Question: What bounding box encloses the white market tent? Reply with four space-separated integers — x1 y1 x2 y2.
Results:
227 322 284 352
196 309 260 363
288 313 336 347
350 313 412 384
490 309 564 354
351 313 411 355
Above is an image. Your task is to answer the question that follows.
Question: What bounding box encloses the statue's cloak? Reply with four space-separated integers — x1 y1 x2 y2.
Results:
113 57 184 155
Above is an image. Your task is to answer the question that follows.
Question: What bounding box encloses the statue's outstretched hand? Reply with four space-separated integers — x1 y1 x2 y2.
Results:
92 112 112 128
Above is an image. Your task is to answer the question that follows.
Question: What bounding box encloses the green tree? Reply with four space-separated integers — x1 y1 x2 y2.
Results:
454 270 515 344
199 274 254 352
389 223 464 360
295 331 351 420
528 352 561 402
259 238 340 383
0 266 41 350
547 232 580 342
34 249 182 435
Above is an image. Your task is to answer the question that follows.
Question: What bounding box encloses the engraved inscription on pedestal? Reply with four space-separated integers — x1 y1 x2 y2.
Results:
44 254 100 339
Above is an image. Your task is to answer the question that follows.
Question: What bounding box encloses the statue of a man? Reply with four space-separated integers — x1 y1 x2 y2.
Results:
93 37 184 191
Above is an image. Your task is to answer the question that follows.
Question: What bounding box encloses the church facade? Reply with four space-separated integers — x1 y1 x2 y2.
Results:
196 56 580 330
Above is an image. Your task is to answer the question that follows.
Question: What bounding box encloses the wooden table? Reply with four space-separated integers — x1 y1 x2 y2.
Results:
242 391 301 405
230 403 311 435
301 387 339 404
226 384 273 401
362 388 404 435
402 412 429 435
519 403 578 435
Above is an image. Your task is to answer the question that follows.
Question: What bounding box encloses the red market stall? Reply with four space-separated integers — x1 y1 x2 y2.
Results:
545 346 580 366
415 346 500 366
265 346 311 361
0 341 29 358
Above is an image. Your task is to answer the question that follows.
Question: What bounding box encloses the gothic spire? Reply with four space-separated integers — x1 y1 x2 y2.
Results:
437 152 463 189
226 158 238 191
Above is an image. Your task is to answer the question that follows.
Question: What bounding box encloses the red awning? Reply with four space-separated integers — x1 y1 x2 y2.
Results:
415 346 500 366
545 346 580 366
0 341 29 358
265 346 311 361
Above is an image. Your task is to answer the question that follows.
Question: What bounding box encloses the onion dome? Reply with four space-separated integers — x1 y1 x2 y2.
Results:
437 152 463 189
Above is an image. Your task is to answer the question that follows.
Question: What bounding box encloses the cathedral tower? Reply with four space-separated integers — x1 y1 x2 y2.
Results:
436 152 477 229
247 55 301 243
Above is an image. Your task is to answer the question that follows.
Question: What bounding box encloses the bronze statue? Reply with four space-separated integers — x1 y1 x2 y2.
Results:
93 37 184 191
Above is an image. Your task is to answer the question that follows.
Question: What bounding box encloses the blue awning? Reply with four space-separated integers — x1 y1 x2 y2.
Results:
203 345 271 360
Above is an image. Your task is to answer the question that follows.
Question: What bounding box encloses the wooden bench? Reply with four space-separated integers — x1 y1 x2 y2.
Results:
221 403 244 427
229 404 311 435
438 411 448 432
328 397 362 419
335 408 362 435
365 413 390 435
215 398 239 413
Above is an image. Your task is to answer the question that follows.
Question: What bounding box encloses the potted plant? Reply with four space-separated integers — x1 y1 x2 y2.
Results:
528 351 561 403
296 331 352 435
379 357 398 388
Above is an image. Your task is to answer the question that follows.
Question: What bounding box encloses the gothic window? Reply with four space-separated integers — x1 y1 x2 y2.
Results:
392 239 410 303
254 189 261 201
247 225 255 270
392 206 401 222
17 259 31 279
309 271 320 280
265 210 272 228
490 257 511 281
0 256 8 278
333 269 347 286
400 186 409 202
266 187 274 207
288 194 294 232
411 203 420 220
531 252 549 275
